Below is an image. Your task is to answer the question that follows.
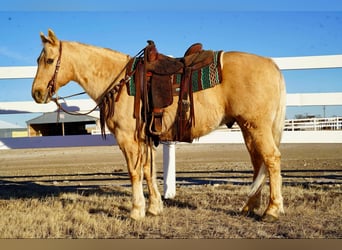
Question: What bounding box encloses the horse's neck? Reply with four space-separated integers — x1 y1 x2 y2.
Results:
65 41 130 102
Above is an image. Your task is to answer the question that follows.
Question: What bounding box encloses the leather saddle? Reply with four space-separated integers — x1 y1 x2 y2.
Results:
130 40 218 144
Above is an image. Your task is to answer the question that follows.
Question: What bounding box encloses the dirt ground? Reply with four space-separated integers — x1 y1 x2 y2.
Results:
0 143 341 190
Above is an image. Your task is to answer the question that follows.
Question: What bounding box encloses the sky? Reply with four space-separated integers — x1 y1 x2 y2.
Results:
0 0 342 126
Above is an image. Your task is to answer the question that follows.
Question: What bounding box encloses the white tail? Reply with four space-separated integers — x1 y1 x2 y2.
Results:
248 163 267 197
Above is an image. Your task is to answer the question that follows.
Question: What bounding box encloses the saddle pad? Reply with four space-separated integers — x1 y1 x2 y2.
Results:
173 50 223 92
127 57 140 96
126 50 223 96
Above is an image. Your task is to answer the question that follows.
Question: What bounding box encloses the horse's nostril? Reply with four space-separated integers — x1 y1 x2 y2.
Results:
33 90 42 102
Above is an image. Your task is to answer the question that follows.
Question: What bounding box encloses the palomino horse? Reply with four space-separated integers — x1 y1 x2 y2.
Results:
32 29 286 222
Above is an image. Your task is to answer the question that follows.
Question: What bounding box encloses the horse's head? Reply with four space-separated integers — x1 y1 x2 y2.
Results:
32 29 69 103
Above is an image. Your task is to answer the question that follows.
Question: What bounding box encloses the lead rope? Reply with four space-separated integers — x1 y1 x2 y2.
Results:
52 95 100 123
51 75 131 123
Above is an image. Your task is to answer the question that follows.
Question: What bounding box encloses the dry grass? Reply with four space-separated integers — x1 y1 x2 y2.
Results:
0 183 340 238
0 144 341 238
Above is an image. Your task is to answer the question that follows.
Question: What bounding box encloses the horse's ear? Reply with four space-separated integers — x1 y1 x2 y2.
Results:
40 29 58 45
47 29 58 44
40 31 50 44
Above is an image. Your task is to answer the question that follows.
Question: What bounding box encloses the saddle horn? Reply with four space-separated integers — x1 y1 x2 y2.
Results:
146 40 158 62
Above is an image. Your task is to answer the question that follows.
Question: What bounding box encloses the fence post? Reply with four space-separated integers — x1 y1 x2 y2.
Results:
163 142 176 199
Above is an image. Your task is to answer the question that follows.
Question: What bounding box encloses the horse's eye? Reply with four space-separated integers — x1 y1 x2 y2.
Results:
46 58 54 64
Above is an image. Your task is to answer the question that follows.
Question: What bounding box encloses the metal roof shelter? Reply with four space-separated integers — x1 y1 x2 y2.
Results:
26 112 98 137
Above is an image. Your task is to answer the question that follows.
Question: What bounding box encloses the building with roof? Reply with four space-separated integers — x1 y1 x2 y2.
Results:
26 112 98 137
0 120 27 138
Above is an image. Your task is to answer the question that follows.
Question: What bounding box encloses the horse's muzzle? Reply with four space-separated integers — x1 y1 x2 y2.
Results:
32 90 49 104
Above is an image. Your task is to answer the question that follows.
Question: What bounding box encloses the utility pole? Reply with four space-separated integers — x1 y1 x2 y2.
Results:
62 122 65 136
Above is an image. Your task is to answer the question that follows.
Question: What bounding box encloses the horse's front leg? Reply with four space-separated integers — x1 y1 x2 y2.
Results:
142 145 163 216
121 142 146 220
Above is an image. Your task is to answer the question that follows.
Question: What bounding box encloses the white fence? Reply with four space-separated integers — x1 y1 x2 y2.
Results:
1 55 342 198
284 117 342 131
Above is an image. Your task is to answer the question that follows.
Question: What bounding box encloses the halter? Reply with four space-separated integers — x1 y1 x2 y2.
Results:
45 41 63 102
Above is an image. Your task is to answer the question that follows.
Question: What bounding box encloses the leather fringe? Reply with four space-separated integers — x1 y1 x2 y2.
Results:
99 89 116 139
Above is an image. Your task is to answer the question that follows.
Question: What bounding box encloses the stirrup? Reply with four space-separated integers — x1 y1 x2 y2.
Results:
149 112 163 136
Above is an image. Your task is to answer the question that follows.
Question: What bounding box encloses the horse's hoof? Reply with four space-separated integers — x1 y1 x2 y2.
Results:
147 205 163 216
261 213 279 223
130 209 145 220
147 209 160 216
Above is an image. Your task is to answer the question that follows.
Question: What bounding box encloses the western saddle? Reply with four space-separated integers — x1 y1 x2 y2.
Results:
127 41 222 145
100 41 222 145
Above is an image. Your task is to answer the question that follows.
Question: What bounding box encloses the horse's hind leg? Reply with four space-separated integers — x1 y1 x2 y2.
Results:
240 129 265 216
142 146 163 216
243 125 284 221
256 129 283 221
